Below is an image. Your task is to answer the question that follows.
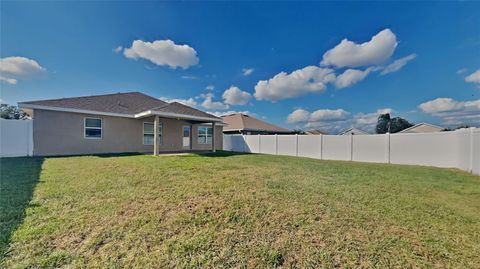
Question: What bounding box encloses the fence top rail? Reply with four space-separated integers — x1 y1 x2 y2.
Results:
223 127 478 138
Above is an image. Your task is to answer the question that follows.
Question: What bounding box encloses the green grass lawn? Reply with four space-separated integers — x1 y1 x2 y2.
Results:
1 152 479 268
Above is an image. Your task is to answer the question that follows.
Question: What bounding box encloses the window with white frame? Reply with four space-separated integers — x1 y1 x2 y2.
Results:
143 122 162 145
84 118 102 138
197 126 212 144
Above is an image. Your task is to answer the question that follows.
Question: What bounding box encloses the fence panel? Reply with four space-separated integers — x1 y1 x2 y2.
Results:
0 119 33 157
277 135 297 156
298 135 321 158
456 129 472 171
223 129 480 175
245 135 260 153
322 135 351 160
389 132 458 168
352 134 389 163
223 134 244 152
260 135 277 155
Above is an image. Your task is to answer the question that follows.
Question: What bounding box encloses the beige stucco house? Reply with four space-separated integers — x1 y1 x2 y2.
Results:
19 92 223 156
398 123 443 133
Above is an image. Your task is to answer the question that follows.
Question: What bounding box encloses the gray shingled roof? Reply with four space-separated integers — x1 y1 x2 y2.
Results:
20 92 166 115
19 92 220 120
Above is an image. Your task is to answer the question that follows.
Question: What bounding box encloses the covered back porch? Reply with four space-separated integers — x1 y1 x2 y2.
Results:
135 109 223 155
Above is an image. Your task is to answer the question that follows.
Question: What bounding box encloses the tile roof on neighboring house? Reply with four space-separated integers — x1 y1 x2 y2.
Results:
19 92 221 121
221 113 291 133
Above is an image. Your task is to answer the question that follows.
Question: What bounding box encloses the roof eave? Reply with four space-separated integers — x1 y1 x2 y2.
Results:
18 103 135 118
19 103 223 122
134 110 223 122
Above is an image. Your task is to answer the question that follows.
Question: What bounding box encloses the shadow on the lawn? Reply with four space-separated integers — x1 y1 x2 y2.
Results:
0 157 44 263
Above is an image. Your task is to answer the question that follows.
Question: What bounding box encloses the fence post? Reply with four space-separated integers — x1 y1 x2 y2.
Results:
386 133 391 164
258 134 262 153
27 120 32 156
275 134 278 155
242 134 247 152
320 134 323 160
350 134 354 161
469 128 474 173
295 134 299 156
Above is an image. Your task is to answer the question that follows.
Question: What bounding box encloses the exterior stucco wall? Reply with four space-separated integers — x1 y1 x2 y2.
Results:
32 109 222 156
191 124 223 151
401 125 443 133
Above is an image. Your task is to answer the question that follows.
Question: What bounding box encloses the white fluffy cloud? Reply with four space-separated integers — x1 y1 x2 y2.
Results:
419 97 480 126
287 107 393 133
251 29 416 101
321 29 397 68
160 97 197 107
0 56 46 84
222 86 252 105
380 54 417 75
0 76 18 85
287 108 350 123
254 66 336 101
208 110 255 117
419 98 462 113
353 108 393 126
242 68 255 76
335 67 374 88
123 39 199 69
205 85 215 91
286 109 310 123
465 69 480 84
113 46 123 53
310 109 351 122
201 93 229 110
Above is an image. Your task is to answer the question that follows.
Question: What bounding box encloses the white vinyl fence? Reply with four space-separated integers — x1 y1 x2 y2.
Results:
0 119 33 157
223 128 480 175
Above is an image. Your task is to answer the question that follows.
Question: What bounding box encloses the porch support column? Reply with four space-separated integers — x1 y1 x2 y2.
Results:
153 115 159 156
212 122 216 153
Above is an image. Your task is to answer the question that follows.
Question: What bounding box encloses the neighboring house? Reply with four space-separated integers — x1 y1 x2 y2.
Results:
19 92 223 156
338 128 370 135
221 113 293 135
398 123 443 133
305 129 329 135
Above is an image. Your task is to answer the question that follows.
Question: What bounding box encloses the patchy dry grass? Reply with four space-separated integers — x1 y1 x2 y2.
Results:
1 152 479 268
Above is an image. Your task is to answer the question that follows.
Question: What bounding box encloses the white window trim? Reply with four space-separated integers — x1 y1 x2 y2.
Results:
143 121 163 145
84 117 103 139
197 125 213 145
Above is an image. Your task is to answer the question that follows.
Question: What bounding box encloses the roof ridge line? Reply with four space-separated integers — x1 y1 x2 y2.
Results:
20 91 143 104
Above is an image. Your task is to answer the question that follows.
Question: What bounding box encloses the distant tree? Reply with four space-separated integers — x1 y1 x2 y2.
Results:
0 104 30 120
375 113 414 134
455 125 470 130
389 117 414 133
376 114 391 134
442 125 470 131
292 129 305 134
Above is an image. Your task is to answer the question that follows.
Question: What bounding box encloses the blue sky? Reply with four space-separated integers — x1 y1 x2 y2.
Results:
1 2 479 133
